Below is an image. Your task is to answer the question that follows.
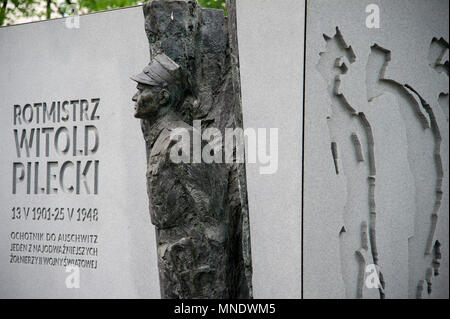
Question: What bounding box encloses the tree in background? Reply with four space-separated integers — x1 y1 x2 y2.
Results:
198 0 225 11
0 0 225 27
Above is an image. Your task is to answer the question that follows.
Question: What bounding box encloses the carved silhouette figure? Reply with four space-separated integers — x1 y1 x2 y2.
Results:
318 23 448 299
366 42 445 299
317 27 384 299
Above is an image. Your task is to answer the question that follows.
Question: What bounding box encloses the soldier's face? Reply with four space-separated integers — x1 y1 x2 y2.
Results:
132 84 161 119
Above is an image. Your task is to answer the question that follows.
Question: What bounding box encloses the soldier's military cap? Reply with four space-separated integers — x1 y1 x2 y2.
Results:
131 53 181 86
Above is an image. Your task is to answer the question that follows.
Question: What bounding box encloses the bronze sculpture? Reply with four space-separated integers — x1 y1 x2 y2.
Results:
131 0 252 299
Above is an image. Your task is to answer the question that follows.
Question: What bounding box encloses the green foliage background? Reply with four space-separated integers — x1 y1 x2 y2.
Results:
0 0 226 27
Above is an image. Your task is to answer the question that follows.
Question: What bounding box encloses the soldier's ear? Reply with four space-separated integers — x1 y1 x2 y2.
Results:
159 89 170 105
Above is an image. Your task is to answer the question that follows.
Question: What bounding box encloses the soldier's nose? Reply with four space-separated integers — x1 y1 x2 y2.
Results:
132 92 138 102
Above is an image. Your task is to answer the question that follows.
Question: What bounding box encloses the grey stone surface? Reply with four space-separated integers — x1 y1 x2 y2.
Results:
132 0 252 299
304 0 449 299
235 0 304 299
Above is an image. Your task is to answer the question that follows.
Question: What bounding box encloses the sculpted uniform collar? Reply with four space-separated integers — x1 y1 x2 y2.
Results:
142 111 182 149
142 111 194 153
